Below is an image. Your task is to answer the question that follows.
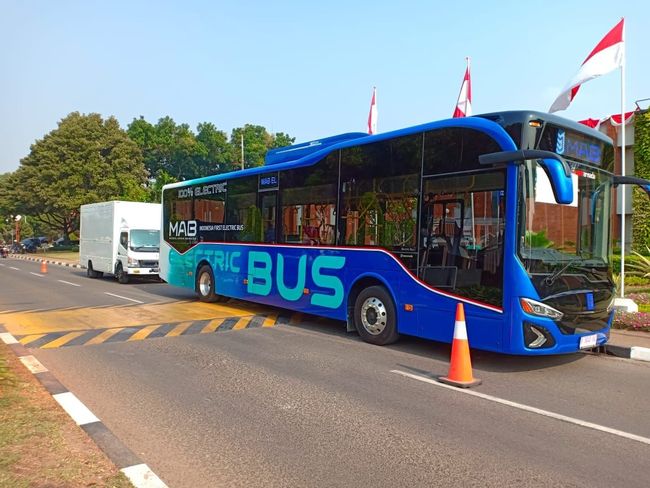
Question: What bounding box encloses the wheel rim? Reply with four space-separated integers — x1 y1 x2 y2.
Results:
360 296 388 335
199 272 212 296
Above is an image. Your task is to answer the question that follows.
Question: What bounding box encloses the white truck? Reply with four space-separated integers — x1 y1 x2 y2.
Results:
79 201 161 284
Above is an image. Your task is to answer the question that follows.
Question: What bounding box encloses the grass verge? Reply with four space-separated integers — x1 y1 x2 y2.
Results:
0 343 133 487
31 250 80 262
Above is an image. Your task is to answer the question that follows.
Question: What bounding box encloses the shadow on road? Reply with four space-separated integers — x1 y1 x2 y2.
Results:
271 308 587 373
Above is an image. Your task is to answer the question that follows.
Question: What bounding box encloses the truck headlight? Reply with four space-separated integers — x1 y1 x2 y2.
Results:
520 297 563 321
127 256 139 267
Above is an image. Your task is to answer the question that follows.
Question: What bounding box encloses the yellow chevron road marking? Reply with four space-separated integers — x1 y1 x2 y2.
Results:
19 334 46 345
263 314 278 327
201 318 225 333
1 300 272 336
128 324 159 342
232 317 252 330
166 322 193 337
41 331 87 349
86 327 125 345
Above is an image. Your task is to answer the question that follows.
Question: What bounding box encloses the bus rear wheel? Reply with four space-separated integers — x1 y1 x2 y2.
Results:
354 286 399 345
196 265 227 303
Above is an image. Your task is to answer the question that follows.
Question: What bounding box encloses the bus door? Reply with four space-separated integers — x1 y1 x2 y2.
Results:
258 172 279 243
419 194 466 288
259 191 277 243
418 172 506 307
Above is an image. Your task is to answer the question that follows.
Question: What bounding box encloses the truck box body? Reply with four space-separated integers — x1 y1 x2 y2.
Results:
79 201 161 282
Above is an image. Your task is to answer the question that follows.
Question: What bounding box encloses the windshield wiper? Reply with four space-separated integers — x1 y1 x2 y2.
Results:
544 258 581 286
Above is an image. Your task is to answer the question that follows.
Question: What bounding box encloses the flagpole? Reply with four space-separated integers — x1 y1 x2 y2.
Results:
620 17 626 298
465 57 470 116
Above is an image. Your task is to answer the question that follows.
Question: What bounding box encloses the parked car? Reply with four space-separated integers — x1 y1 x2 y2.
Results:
20 237 46 253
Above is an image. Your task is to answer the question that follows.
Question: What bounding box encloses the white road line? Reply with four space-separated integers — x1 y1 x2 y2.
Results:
104 292 144 304
9 266 20 270
0 332 19 344
0 263 5 266
30 272 45 277
19 355 48 374
391 369 650 446
58 279 81 287
52 392 100 426
0 310 17 314
121 464 168 488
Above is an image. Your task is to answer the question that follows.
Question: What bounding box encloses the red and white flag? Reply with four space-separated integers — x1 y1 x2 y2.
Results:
453 58 472 118
367 87 377 134
549 19 624 113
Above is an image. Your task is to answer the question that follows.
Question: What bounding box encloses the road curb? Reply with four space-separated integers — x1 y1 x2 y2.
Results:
0 326 167 488
8 253 82 269
600 344 650 362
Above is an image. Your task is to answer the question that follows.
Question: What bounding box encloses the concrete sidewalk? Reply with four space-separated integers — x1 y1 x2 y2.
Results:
606 329 650 362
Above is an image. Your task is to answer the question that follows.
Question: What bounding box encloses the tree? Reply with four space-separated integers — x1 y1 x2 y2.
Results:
128 116 205 181
9 112 147 240
230 125 295 169
196 122 234 175
271 132 295 149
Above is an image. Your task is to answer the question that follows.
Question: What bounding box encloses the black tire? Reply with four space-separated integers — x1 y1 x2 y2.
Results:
87 261 102 278
196 264 228 303
116 263 129 284
353 285 399 345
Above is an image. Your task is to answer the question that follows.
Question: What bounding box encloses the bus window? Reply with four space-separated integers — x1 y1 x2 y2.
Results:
339 135 420 253
279 153 338 245
420 171 505 306
225 176 258 242
423 128 500 176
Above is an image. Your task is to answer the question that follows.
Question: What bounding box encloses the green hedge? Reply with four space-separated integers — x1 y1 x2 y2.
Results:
633 111 650 252
611 254 648 274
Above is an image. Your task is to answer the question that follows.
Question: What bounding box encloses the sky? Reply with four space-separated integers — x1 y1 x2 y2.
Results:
1 0 649 174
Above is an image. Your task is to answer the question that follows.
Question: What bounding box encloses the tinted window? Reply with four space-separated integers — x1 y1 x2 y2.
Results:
163 186 196 253
280 153 338 245
340 135 420 251
225 176 259 242
423 128 501 176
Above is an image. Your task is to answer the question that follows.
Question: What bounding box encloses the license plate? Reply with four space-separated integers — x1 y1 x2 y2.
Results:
579 334 598 349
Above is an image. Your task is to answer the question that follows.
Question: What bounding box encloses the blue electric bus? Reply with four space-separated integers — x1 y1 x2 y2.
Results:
160 111 650 355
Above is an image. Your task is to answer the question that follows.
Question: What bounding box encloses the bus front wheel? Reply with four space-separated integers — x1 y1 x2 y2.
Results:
196 265 227 303
354 286 399 345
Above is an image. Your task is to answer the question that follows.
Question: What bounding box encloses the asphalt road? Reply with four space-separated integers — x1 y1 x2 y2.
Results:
2 257 650 487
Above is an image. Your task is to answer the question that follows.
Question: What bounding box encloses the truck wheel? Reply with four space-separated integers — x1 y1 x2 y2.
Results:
196 265 227 303
354 285 399 345
116 263 129 284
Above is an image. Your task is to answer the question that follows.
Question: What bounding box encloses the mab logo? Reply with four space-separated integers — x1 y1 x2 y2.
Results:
169 220 197 237
556 129 566 155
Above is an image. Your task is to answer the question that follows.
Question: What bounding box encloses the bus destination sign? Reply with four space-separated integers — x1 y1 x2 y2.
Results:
555 129 603 166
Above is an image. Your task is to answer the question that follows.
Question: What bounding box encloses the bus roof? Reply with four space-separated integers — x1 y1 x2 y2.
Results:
162 110 611 190
477 110 613 145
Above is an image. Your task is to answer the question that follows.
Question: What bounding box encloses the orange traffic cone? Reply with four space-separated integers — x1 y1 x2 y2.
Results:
438 302 481 388
40 260 48 274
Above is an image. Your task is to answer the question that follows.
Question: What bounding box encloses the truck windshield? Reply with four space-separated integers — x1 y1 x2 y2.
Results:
130 230 160 252
518 161 613 295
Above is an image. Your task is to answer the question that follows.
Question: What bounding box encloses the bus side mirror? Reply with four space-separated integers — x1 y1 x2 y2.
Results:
613 176 650 198
478 149 574 204
538 158 574 204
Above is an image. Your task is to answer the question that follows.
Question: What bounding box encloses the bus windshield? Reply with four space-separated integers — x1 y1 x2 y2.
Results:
519 160 613 288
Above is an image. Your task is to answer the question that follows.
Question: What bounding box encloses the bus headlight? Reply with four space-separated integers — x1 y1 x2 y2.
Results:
520 297 564 321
